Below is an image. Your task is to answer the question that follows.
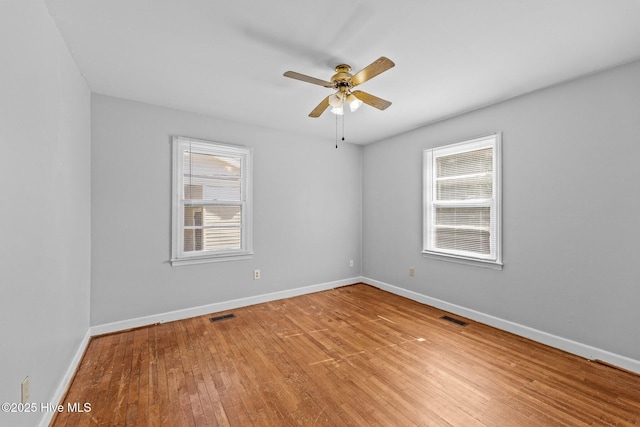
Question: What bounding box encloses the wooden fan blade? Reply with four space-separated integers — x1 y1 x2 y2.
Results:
284 71 334 88
352 90 392 110
309 96 331 117
351 57 395 87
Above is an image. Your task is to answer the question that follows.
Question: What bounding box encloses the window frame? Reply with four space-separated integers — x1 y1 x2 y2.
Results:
171 136 253 266
423 133 502 269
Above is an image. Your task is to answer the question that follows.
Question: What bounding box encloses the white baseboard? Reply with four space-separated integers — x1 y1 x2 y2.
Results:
363 277 640 375
39 329 92 427
91 277 362 336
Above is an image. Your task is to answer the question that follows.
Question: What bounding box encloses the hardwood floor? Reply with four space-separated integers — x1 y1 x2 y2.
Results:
51 284 640 426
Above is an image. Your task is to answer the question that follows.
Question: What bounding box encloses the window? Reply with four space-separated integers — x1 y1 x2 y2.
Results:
171 137 252 266
423 133 502 268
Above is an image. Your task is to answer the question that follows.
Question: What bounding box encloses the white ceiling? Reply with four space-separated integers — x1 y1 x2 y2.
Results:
45 0 640 145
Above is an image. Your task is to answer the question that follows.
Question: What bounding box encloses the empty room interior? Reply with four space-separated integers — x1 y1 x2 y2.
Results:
2 1 640 426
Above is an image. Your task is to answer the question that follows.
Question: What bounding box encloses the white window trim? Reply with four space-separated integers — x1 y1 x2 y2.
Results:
422 133 502 269
171 136 253 266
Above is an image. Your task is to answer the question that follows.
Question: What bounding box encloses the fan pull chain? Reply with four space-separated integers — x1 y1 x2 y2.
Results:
334 102 346 149
335 111 338 148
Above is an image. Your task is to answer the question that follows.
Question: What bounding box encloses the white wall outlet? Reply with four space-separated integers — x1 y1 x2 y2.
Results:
253 269 260 280
349 259 354 267
409 267 415 277
21 376 30 404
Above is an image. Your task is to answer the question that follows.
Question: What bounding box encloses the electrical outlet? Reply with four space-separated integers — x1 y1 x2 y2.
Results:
253 269 260 280
349 259 354 267
21 377 30 404
409 267 415 277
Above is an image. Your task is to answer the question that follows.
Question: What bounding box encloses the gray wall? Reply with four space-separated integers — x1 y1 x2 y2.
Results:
90 95 362 326
363 59 640 361
0 1 91 426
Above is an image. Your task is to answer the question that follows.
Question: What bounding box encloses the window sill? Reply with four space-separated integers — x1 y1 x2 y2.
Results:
422 251 503 270
171 252 253 267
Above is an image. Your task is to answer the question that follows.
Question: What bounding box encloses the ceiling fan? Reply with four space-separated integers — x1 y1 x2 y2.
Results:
284 56 395 117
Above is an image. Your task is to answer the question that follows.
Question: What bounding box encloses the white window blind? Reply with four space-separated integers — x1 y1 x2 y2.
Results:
423 134 502 267
171 137 252 266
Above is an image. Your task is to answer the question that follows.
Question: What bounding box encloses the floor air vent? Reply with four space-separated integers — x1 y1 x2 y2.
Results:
441 315 468 326
209 313 235 323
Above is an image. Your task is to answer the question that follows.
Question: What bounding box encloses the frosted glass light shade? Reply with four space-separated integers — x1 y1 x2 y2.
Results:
328 93 343 108
346 93 363 112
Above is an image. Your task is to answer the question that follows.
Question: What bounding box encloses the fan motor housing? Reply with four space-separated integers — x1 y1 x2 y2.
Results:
331 64 353 86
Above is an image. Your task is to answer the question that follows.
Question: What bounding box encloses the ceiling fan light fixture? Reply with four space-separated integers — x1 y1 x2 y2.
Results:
329 92 344 114
346 93 363 112
328 93 343 108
